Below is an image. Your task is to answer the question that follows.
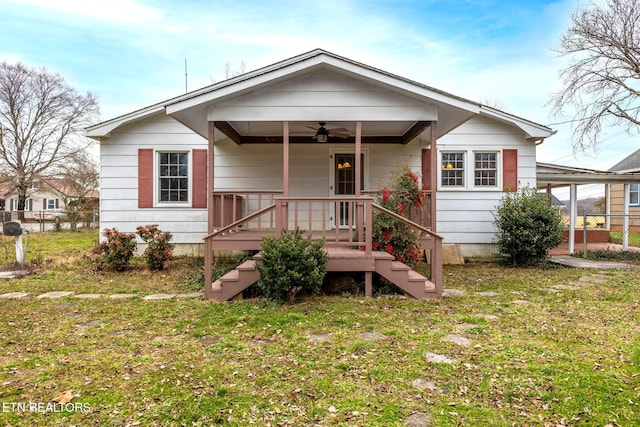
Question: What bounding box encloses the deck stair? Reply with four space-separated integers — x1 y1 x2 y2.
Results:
373 257 438 300
208 248 441 301
211 259 260 301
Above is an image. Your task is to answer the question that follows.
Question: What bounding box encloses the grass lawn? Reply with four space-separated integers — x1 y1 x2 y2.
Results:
0 230 639 426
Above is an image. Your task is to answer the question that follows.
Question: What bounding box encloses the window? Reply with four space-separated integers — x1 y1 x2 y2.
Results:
630 184 639 206
46 199 56 210
441 152 464 187
474 152 497 187
158 152 188 203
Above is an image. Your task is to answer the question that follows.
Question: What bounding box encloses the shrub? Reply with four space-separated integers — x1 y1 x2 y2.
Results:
493 186 563 266
372 164 423 266
257 229 327 303
92 228 136 272
136 224 174 271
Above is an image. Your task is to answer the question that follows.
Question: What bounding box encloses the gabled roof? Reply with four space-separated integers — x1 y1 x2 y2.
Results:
87 48 555 142
608 148 640 173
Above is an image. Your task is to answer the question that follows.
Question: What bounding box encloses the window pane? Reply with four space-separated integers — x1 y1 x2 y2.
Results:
158 152 188 202
441 152 464 187
630 184 639 205
474 152 497 187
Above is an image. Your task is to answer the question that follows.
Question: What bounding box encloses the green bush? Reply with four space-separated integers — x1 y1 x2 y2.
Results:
257 229 327 303
91 228 137 272
136 224 174 271
493 186 563 266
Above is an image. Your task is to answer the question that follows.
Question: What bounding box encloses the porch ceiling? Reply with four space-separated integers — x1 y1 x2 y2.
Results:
213 120 431 144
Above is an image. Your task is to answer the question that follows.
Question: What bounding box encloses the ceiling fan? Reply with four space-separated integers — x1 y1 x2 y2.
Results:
306 122 349 141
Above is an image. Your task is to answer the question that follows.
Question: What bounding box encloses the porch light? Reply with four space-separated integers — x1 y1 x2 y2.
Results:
315 127 329 142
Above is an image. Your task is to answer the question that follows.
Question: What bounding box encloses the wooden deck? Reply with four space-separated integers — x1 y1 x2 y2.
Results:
203 196 443 301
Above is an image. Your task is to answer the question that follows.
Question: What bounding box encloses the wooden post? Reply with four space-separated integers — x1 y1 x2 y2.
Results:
204 121 215 299
283 121 289 197
430 121 437 232
355 121 364 243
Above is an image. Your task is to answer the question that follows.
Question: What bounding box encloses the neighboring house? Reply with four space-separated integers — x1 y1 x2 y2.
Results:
87 49 555 300
608 148 640 230
2 178 99 221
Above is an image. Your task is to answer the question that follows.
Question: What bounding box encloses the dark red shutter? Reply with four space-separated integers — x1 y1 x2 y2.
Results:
192 149 207 208
138 148 153 208
421 148 432 191
503 149 518 192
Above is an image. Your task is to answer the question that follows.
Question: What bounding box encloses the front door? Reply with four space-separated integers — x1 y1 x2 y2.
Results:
332 153 365 228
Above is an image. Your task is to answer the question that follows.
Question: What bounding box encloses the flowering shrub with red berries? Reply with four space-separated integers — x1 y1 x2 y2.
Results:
372 164 424 266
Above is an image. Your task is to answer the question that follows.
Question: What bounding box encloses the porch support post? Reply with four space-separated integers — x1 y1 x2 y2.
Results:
355 122 362 197
283 121 289 197
569 184 577 254
355 121 364 245
204 121 215 299
430 121 437 231
623 183 629 250
365 272 372 297
605 184 611 230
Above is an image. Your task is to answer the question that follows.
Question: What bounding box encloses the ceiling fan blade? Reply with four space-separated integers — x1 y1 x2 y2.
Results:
328 128 350 138
305 125 319 131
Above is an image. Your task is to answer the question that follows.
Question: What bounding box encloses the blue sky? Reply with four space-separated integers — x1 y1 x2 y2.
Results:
1 0 637 198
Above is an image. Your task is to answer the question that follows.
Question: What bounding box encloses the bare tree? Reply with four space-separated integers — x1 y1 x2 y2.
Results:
550 0 640 152
49 151 99 231
0 62 100 219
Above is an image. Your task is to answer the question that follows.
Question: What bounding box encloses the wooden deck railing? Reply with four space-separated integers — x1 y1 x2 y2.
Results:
203 194 442 296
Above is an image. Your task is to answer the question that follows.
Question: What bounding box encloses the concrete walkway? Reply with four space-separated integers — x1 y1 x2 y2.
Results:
550 255 638 269
0 291 204 300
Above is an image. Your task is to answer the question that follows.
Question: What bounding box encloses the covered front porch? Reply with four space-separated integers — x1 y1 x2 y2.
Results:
203 193 443 301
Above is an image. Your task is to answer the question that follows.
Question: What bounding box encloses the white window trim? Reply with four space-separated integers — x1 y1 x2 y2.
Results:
629 183 640 207
471 150 500 190
438 149 502 191
154 149 192 207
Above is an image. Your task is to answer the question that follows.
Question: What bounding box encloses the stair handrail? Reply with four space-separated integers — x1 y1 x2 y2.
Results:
204 203 277 241
372 202 443 240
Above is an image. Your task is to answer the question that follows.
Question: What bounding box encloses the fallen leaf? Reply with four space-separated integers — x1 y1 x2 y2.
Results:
52 390 74 403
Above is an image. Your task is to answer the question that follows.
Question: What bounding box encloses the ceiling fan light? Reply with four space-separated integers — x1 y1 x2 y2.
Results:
316 133 328 142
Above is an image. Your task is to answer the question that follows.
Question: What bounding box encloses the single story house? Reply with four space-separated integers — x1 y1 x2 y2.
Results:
87 49 556 300
609 149 640 231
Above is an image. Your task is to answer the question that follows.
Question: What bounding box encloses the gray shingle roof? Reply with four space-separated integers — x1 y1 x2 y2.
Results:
608 148 640 172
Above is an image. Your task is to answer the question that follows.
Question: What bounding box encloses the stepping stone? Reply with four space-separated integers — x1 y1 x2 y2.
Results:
76 320 103 330
358 331 386 341
441 334 471 347
476 291 500 297
74 294 102 299
539 288 560 293
454 323 478 332
402 412 432 426
478 314 499 321
175 292 203 299
0 292 29 299
37 291 74 299
307 333 333 342
142 294 175 300
425 352 456 364
551 284 581 291
442 289 464 297
0 271 30 279
511 300 535 306
412 378 443 393
108 293 137 299
198 335 220 346
251 338 274 346
579 276 608 283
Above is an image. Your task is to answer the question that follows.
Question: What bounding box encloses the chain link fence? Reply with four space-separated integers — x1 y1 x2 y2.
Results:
577 212 640 254
0 210 99 232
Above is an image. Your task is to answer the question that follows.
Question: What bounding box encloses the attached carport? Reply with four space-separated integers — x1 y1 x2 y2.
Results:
537 162 640 254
